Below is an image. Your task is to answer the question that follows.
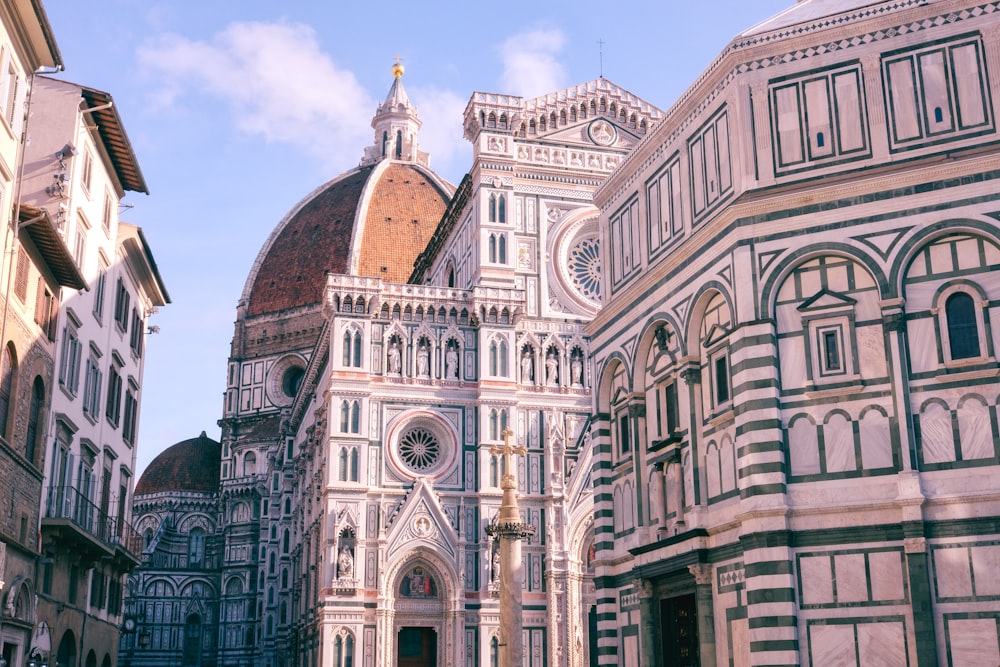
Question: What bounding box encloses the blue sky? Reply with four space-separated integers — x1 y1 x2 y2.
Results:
43 0 790 477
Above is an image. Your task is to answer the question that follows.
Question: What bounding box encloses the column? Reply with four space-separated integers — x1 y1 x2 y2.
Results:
636 578 660 667
689 564 717 667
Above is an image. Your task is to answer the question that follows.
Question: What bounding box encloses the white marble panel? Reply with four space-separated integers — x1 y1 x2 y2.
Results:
800 270 823 299
779 337 807 388
623 634 639 667
859 410 893 470
809 624 857 667
906 319 938 373
789 417 821 476
947 618 1000 666
857 325 889 379
731 617 750 667
824 413 856 473
834 553 868 603
857 621 905 665
868 550 904 602
958 398 993 461
971 545 1000 596
919 403 955 464
934 546 973 598
799 555 834 605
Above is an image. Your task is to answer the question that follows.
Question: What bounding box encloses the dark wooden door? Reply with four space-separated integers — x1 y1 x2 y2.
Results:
398 626 437 667
661 593 699 667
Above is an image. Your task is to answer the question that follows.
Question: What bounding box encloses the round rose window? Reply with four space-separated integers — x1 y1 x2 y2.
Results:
568 236 601 302
398 427 441 472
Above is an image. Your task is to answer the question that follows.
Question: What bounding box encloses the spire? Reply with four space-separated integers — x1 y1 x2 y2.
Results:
361 59 429 167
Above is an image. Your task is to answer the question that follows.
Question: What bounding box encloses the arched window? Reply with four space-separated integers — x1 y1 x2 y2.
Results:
350 448 359 482
0 344 15 439
381 131 388 157
25 376 43 465
489 341 498 376
352 331 362 366
334 634 356 667
189 527 205 566
498 195 506 223
489 410 499 440
946 292 981 360
395 130 403 158
499 340 509 377
243 451 256 476
498 235 507 264
350 401 360 433
489 234 497 262
342 331 352 365
282 529 290 553
339 448 348 481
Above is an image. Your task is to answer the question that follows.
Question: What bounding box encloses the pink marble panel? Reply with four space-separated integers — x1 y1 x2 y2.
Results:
834 553 868 603
868 551 904 602
948 618 1000 666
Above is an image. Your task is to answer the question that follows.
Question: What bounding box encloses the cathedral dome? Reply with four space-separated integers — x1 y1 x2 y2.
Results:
243 162 452 318
240 67 453 319
135 432 221 496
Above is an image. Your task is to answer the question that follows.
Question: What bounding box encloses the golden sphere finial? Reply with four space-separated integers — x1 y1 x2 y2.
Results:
392 56 404 79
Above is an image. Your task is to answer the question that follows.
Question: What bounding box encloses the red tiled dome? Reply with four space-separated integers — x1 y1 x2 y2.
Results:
244 162 451 318
135 432 221 496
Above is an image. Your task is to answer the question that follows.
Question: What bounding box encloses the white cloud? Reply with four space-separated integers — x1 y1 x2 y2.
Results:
137 21 375 170
409 86 470 184
498 29 567 98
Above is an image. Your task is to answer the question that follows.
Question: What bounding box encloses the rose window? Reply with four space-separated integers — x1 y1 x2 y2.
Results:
568 236 601 302
398 428 440 472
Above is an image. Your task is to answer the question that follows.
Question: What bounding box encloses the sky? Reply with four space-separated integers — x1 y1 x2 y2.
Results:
43 0 791 478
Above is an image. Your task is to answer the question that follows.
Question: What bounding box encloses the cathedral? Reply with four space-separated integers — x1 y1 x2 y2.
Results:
126 0 1000 666
125 60 660 667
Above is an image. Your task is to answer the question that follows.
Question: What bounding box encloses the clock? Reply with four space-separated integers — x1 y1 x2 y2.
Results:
123 617 136 633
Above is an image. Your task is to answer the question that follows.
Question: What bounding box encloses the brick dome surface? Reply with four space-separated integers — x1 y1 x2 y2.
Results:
135 432 221 496
245 162 450 318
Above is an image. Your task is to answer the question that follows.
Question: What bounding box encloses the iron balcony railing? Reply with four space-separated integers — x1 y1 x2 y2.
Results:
44 485 142 560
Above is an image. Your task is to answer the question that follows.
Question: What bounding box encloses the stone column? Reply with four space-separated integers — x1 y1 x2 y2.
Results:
636 578 660 667
665 449 684 533
486 428 535 667
905 537 940 667
689 564 717 667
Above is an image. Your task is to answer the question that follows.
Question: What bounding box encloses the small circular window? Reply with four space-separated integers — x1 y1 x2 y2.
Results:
266 354 307 407
282 367 305 398
398 427 440 472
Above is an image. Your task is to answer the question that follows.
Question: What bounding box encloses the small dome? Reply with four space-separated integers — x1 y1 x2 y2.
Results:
135 432 221 496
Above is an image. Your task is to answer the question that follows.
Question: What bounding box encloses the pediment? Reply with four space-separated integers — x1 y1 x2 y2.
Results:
702 323 730 347
385 478 458 562
797 289 857 312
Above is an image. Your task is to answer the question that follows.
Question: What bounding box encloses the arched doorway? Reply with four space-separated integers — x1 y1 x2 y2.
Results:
56 630 76 667
395 564 440 667
380 552 460 667
183 613 203 666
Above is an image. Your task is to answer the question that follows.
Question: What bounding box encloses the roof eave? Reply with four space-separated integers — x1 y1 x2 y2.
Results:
80 86 148 194
18 204 86 290
119 223 171 306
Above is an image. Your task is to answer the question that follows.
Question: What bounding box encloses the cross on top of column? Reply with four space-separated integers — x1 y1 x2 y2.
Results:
491 428 526 491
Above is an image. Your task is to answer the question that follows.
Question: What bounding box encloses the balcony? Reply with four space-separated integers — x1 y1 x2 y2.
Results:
41 485 143 568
